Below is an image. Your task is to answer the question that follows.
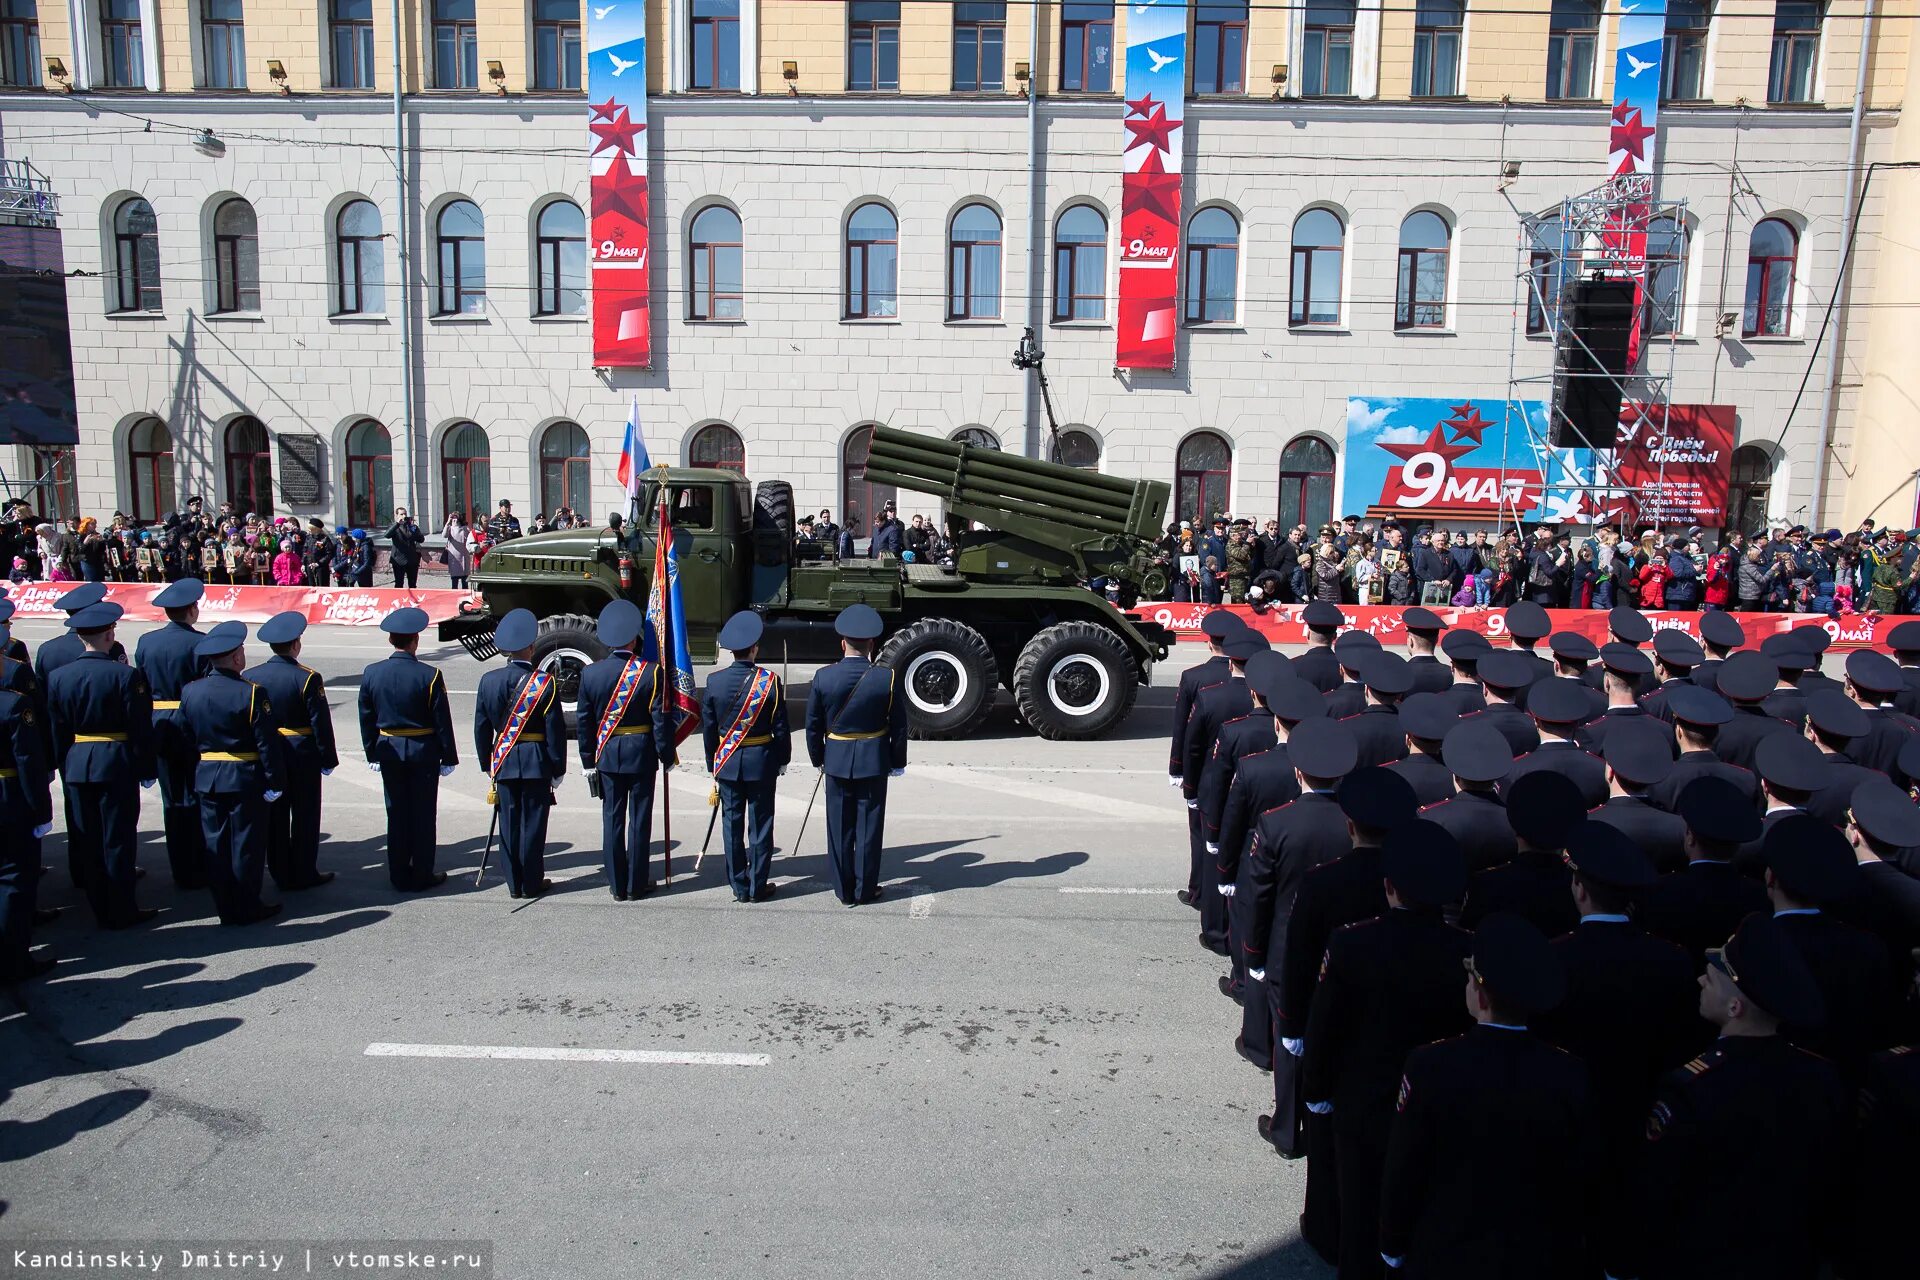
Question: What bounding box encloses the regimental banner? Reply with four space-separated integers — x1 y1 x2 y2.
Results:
1600 0 1666 363
1342 396 1603 525
1116 0 1186 371
1607 402 1736 529
587 4 652 367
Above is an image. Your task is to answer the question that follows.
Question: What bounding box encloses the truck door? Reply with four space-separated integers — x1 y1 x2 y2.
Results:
646 479 746 657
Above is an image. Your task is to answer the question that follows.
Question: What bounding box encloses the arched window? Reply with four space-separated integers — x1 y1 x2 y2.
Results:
127 417 175 524
1744 218 1797 338
1396 210 1450 330
344 418 393 528
1277 436 1335 533
1175 431 1232 527
689 205 744 320
947 203 1002 320
841 426 896 535
225 416 272 516
1049 428 1101 470
1645 216 1687 338
845 203 898 319
1302 0 1355 96
1052 204 1106 322
1728 445 1775 538
538 421 591 516
436 199 486 315
689 422 746 472
1289 207 1344 327
534 199 586 317
1185 207 1239 325
440 422 491 523
1546 0 1600 100
336 198 385 315
112 197 161 313
951 427 1001 450
212 198 259 314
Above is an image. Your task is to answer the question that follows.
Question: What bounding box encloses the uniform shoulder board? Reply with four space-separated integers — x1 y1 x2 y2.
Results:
1680 1044 1724 1078
1240 747 1277 762
1418 798 1445 812
1395 1074 1412 1113
1890 1045 1915 1056
1222 712 1253 729
1257 800 1297 819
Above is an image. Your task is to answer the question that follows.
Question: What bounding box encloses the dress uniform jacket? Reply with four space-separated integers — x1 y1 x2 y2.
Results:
1220 746 1302 1017
1436 681 1486 718
1898 666 1920 719
1587 795 1689 873
1805 753 1882 828
1773 908 1898 1078
1762 687 1810 733
1848 1045 1920 1280
805 655 905 904
1379 1024 1592 1278
1639 860 1771 967
1182 677 1252 903
34 632 126 685
1344 705 1407 769
1386 750 1455 808
1 654 51 761
1503 740 1608 810
1198 709 1277 952
244 653 339 890
703 658 793 900
1639 677 1696 725
1323 680 1367 721
1580 664 1659 701
1462 701 1539 757
1294 646 1342 694
1405 654 1453 695
1279 844 1387 1058
578 650 677 898
1460 850 1578 938
475 659 569 897
3 635 26 665
358 651 459 890
1734 806 1808 875
46 651 154 926
1579 705 1677 760
1645 750 1760 813
1637 1036 1846 1280
0 685 53 975
1713 705 1797 773
1846 706 1920 782
134 619 207 887
1419 788 1516 872
1170 654 1231 777
180 668 287 923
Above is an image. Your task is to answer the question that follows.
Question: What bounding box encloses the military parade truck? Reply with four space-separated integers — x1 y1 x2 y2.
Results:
439 425 1177 740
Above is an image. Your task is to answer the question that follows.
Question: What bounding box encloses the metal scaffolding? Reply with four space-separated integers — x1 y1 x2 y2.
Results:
0 157 59 228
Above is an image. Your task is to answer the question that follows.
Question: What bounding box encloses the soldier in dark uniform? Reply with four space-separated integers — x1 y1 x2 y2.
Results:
180 622 286 925
1887 617 1920 718
805 604 908 906
1294 601 1345 694
1504 676 1607 808
705 610 793 903
1588 721 1688 872
1640 629 1704 724
1378 912 1591 1276
358 606 459 892
1646 684 1761 812
1640 777 1768 967
244 611 339 892
1711 651 1796 773
1462 650 1540 757
0 667 54 977
1400 607 1453 695
474 609 568 900
1461 770 1583 937
1302 821 1471 1280
33 582 129 686
0 596 28 664
1801 689 1879 828
135 577 209 890
1323 630 1381 720
1423 722 1517 872
1345 653 1410 769
1759 632 1815 730
1242 717 1358 1155
1549 628 1599 687
0 613 55 923
1736 733 1829 871
1502 600 1555 692
1387 692 1457 806
1635 913 1846 1280
1850 1032 1920 1280
1199 650 1288 954
579 600 677 901
1590 606 1659 700
1844 778 1920 961
45 601 158 929
1536 822 1701 1280
1692 608 1744 691
1842 650 1920 783
1435 629 1489 717
1580 644 1669 759
1173 610 1242 907
1179 622 1260 906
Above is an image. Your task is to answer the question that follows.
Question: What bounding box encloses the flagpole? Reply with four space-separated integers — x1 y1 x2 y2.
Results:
658 478 673 884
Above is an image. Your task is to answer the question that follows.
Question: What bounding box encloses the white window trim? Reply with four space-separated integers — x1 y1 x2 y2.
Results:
1353 0 1381 100
138 0 161 87
671 0 757 93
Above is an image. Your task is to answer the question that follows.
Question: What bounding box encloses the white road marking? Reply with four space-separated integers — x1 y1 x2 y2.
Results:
909 890 935 919
937 767 1177 823
1057 887 1175 895
364 1042 769 1067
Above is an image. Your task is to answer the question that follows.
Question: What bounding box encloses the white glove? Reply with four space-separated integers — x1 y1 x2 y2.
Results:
31 822 50 838
439 765 454 777
889 768 905 778
1219 884 1236 898
1185 799 1198 810
1282 1038 1304 1057
1167 775 1182 788
1248 967 1266 982
1205 842 1220 855
1382 1256 1404 1270
263 790 282 803
778 766 787 777
140 779 155 789
321 768 333 776
367 762 380 773
1306 1101 1333 1115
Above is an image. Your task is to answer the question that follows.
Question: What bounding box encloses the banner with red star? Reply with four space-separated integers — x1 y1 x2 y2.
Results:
587 6 652 367
1116 1 1186 371
1599 0 1667 368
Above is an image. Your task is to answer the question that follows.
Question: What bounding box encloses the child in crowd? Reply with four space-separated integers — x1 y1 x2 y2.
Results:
1474 566 1495 608
1450 577 1478 608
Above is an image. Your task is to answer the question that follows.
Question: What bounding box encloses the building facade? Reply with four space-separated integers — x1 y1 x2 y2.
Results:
0 0 1910 538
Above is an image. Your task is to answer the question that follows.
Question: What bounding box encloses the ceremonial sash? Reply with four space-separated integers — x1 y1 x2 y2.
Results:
592 656 653 762
711 667 776 775
488 670 554 779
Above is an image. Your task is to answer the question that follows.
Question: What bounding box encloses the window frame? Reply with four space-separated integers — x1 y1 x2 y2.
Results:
112 196 162 313
1411 0 1463 97
689 0 740 91
1052 204 1108 324
946 202 1003 321
0 0 41 88
1644 215 1686 338
99 0 144 88
335 198 384 316
1662 0 1710 102
439 421 491 524
1545 0 1600 101
841 425 896 536
127 417 175 525
1395 211 1451 332
1743 218 1797 338
330 0 376 88
1049 429 1101 470
200 0 247 89
844 202 899 320
1192 0 1247 96
538 421 593 516
431 0 478 90
1768 1 1822 104
1276 436 1336 534
1174 431 1233 529
848 0 900 92
1184 207 1239 327
1059 1 1114 93
532 0 581 91
435 199 487 316
533 199 586 318
1289 207 1345 328
689 423 747 472
1302 0 1356 98
211 197 260 315
224 416 273 517
952 1 1005 92
344 418 394 529
688 204 745 321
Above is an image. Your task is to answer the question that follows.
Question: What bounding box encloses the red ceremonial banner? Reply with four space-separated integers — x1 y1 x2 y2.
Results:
1610 402 1736 530
3 583 479 627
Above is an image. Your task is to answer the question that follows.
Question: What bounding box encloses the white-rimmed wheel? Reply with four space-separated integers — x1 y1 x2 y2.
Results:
877 618 998 739
1012 621 1138 740
529 613 608 731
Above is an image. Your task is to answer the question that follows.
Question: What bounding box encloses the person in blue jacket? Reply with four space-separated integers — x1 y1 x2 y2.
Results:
702 610 792 903
805 604 909 906
474 608 568 899
1664 536 1702 611
358 606 459 891
135 576 209 889
578 600 677 901
180 621 286 926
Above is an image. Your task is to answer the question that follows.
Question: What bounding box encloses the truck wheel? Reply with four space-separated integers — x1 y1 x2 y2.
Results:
530 613 606 722
753 481 795 567
1012 621 1139 741
878 618 998 739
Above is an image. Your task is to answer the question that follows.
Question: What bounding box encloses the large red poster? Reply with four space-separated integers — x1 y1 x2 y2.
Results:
1612 402 1736 529
587 12 651 367
1115 0 1185 371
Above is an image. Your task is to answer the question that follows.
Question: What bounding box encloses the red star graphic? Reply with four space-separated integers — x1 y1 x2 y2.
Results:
589 96 624 122
1611 99 1632 124
593 153 650 226
1125 93 1159 119
1444 405 1496 446
1124 104 1180 157
1379 425 1478 468
1609 107 1656 167
1131 170 1182 225
590 108 645 157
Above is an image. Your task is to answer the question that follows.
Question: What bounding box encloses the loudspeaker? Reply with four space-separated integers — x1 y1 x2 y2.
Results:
1550 278 1636 448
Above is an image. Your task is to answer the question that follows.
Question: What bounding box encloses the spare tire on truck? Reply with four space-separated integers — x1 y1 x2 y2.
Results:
529 613 607 729
878 617 999 739
1012 621 1138 741
752 480 795 566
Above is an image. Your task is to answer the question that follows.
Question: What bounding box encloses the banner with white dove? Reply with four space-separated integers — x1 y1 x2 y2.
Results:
586 2 652 367
1116 0 1187 370
1598 0 1666 364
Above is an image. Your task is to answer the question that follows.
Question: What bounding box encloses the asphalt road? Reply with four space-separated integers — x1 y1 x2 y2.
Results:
0 621 1325 1280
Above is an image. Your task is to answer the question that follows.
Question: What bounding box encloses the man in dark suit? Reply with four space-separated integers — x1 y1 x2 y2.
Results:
1346 653 1411 769
1462 771 1583 937
1580 644 1670 760
1504 677 1607 809
1401 608 1453 694
358 606 459 892
1640 777 1768 967
1423 722 1517 872
474 609 569 900
1173 610 1242 907
1550 629 1601 691
1759 633 1815 731
1692 608 1744 692
1802 689 1880 829
1842 650 1920 783
181 622 287 925
1323 630 1381 720
1646 684 1761 813
1462 650 1541 757
1710 651 1796 773
1735 733 1829 872
1387 692 1457 807
1503 600 1556 687
1586 721 1689 872
702 610 791 903
1641 629 1705 724
245 611 340 892
1436 629 1489 717
1294 601 1345 694
805 604 908 906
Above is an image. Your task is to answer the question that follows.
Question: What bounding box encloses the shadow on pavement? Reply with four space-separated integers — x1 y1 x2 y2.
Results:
1199 1234 1336 1279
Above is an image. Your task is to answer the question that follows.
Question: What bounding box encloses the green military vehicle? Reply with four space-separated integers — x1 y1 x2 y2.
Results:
440 425 1177 740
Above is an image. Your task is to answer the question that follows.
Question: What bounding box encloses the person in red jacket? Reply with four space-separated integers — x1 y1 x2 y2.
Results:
1703 545 1734 610
1635 555 1670 609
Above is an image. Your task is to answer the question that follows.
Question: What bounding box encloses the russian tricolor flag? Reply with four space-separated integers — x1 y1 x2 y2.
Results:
616 396 650 500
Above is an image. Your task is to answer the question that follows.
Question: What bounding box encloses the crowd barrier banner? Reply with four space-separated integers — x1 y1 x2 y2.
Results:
1139 602 1906 654
2 583 480 627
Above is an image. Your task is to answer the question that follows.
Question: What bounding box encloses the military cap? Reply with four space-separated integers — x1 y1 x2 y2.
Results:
1440 630 1492 661
1763 814 1859 904
1383 819 1468 907
1443 721 1514 783
1360 651 1414 696
597 599 644 649
56 582 108 613
1200 609 1245 640
1288 716 1359 779
1652 629 1704 667
1402 607 1446 634
834 603 884 640
1788 524 1808 536
1715 912 1826 1027
1846 649 1906 697
1599 643 1654 679
1549 631 1598 664
380 606 430 636
1527 677 1594 725
1223 630 1272 662
1607 607 1654 645
492 608 539 653
1244 650 1291 701
1565 821 1657 889
153 578 205 609
1504 602 1551 642
1605 719 1675 786
1715 651 1779 702
1303 601 1345 631
1755 734 1829 793
1761 633 1814 672
1505 772 1587 848
1677 776 1763 844
714 609 764 652
193 621 247 659
1338 766 1418 830
1477 650 1536 692
1804 688 1869 739
65 601 123 631
1397 692 1458 742
258 610 308 646
1268 676 1330 724
1788 625 1832 656
1849 776 1920 847
1700 611 1746 650
1886 619 1920 654
1470 912 1567 1015
0 598 13 624
1667 683 1734 728
1333 628 1383 659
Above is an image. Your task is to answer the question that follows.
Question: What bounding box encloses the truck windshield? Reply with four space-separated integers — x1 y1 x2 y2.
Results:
634 482 716 531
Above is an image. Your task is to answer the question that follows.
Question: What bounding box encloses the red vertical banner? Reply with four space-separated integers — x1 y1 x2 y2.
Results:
1116 0 1186 371
587 10 651 368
